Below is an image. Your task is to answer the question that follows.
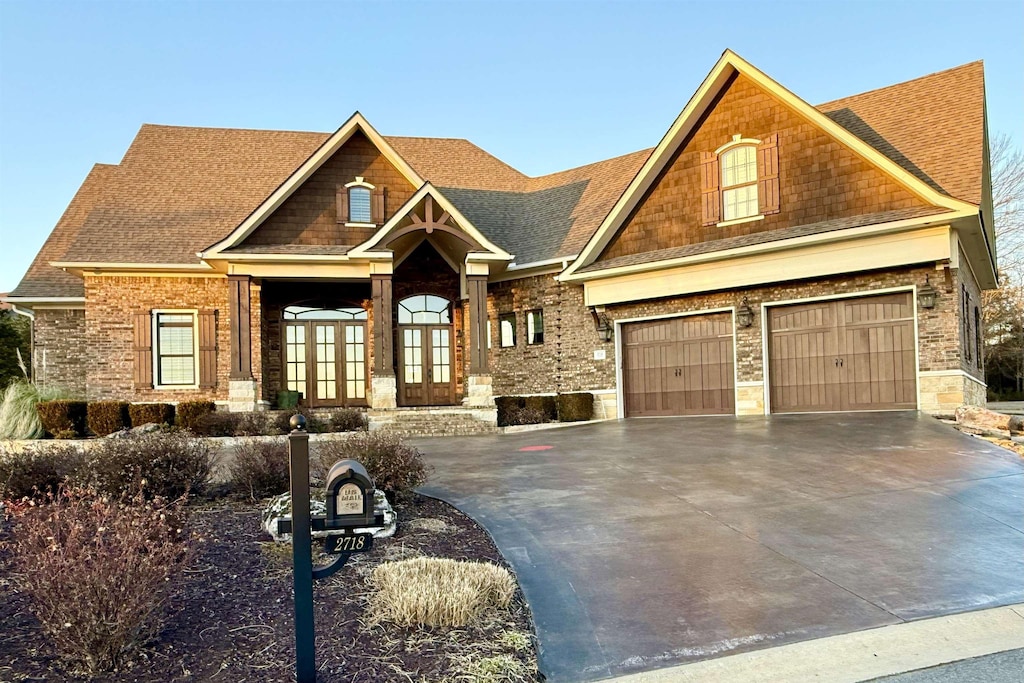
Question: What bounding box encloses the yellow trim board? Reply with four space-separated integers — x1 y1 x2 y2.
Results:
563 49 981 280
225 262 372 279
584 226 951 307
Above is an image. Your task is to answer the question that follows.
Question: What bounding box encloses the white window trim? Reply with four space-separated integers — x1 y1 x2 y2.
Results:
718 140 760 223
152 309 200 390
344 176 375 227
714 134 761 155
716 214 765 228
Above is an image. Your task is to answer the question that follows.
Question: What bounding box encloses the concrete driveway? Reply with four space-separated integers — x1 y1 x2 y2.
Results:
414 413 1024 682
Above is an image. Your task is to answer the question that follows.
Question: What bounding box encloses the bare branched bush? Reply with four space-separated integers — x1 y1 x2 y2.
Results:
85 430 215 499
368 557 515 627
229 438 290 499
314 430 428 501
11 487 194 673
0 443 85 501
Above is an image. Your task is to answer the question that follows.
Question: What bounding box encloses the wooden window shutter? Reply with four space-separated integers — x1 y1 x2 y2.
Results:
133 311 153 389
371 186 386 225
198 310 218 388
757 134 780 215
336 186 349 224
700 152 721 226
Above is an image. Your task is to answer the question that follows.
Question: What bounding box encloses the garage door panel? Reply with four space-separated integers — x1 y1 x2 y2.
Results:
624 313 735 417
770 293 916 413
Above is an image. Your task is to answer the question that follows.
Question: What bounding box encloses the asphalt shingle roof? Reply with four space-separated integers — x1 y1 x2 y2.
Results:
9 61 986 298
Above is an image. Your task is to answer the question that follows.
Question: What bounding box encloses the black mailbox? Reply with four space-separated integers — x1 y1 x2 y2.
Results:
324 460 376 529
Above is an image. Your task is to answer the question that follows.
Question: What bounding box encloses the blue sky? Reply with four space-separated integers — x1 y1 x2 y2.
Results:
1 0 1021 293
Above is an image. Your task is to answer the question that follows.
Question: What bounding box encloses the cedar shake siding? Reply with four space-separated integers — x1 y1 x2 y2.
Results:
238 132 417 250
598 73 934 263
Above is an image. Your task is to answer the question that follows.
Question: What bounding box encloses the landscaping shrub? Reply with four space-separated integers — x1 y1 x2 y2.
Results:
85 430 215 499
175 400 216 432
297 406 329 433
268 410 295 435
194 410 241 437
0 380 75 440
0 443 85 501
87 401 130 436
556 392 594 422
505 406 548 426
128 403 175 428
229 438 290 499
494 396 526 427
36 400 88 438
368 557 515 627
315 430 428 501
329 407 367 432
524 395 557 422
232 411 268 436
11 486 193 673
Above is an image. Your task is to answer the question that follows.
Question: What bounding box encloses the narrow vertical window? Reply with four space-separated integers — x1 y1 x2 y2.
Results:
499 313 516 347
155 312 197 386
526 309 544 344
974 306 982 369
721 146 759 221
348 186 372 223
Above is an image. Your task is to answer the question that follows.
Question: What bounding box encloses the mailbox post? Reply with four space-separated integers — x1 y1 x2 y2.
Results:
282 415 381 682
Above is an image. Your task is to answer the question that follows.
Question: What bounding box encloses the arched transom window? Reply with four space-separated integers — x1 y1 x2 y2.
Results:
398 295 451 325
283 305 367 320
720 145 759 221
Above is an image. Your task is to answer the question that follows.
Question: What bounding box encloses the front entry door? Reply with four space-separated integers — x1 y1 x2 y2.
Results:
283 306 369 408
399 325 455 406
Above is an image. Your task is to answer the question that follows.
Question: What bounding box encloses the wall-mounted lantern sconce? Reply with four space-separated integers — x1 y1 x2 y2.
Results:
736 297 755 328
590 307 614 342
918 275 938 309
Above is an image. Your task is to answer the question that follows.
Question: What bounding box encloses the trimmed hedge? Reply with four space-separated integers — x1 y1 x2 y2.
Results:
176 401 216 432
524 395 557 422
37 400 88 438
494 396 526 427
128 403 175 428
556 392 594 422
87 401 130 436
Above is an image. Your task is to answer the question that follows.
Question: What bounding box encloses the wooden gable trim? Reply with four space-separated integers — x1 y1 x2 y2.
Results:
199 113 424 259
561 49 980 282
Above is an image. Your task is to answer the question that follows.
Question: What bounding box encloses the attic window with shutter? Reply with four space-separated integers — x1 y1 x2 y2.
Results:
701 134 780 227
339 177 385 227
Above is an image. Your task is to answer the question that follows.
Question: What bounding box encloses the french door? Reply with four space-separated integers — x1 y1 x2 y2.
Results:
398 324 455 406
284 321 368 407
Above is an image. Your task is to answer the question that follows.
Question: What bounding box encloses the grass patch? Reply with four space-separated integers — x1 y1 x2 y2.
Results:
368 557 516 627
454 653 531 683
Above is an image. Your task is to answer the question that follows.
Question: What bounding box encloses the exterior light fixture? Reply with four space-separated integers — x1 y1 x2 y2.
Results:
591 307 614 342
918 275 938 309
736 297 755 328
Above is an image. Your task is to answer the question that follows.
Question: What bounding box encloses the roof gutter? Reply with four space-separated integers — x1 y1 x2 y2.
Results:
10 304 35 320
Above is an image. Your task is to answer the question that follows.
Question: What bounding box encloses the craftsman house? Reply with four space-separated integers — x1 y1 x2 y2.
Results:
5 51 996 421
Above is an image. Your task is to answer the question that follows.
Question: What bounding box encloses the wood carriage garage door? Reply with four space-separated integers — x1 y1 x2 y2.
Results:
768 292 916 413
623 313 735 417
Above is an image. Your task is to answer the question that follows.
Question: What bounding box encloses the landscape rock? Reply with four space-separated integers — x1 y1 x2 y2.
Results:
262 488 396 542
105 422 162 438
955 406 1017 434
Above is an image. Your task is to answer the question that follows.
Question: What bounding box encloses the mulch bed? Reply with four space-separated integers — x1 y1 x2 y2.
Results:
0 495 539 682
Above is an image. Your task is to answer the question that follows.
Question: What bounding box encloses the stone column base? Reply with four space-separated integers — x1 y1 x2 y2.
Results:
736 382 766 416
919 371 987 414
228 379 260 413
464 375 494 408
371 375 398 410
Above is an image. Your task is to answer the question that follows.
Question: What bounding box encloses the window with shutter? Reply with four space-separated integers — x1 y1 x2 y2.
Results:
700 152 721 226
757 134 780 215
720 146 759 221
133 311 154 389
343 176 376 225
154 311 199 387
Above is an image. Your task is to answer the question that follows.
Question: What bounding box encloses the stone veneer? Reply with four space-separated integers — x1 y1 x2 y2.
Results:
32 308 87 396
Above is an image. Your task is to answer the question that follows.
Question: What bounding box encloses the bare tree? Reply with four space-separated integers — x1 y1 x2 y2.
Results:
990 133 1024 284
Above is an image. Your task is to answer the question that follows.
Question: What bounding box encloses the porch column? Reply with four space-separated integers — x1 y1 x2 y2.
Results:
371 273 397 409
227 274 259 412
466 273 494 408
228 275 253 380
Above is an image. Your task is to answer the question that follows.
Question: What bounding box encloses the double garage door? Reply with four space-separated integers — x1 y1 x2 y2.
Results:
622 293 917 417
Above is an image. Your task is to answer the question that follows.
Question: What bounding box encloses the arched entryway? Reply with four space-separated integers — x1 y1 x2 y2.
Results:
397 294 455 405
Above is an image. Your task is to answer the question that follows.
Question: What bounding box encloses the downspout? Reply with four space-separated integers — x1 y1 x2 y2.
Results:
10 304 35 381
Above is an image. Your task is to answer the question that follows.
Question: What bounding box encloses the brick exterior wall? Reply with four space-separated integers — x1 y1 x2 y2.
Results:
32 308 86 396
487 274 615 395
83 276 236 402
241 131 416 248
599 73 929 262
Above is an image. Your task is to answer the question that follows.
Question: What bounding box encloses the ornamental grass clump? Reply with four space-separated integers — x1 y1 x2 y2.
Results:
86 430 215 499
368 557 516 627
11 486 193 673
0 380 75 440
